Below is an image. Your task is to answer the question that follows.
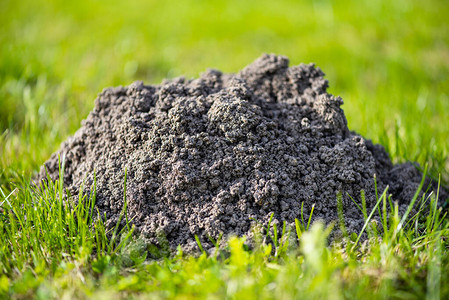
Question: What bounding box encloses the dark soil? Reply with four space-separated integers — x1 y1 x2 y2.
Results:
38 54 445 252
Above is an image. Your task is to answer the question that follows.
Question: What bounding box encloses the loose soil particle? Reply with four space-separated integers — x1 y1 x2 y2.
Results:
38 54 444 252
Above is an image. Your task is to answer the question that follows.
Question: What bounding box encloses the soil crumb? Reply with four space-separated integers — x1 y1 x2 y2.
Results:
38 54 446 252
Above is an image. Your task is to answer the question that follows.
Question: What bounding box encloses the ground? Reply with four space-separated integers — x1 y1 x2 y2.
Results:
1 0 448 298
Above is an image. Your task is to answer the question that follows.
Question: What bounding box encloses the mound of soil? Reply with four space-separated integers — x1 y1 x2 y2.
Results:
38 54 443 252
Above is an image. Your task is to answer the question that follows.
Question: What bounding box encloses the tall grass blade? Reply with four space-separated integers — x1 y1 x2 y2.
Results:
336 191 347 239
352 186 388 250
396 165 427 234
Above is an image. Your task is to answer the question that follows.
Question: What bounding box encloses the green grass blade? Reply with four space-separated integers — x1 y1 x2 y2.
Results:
352 186 388 250
396 165 428 234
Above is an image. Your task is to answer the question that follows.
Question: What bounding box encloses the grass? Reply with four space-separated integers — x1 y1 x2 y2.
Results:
1 0 449 298
1 169 448 298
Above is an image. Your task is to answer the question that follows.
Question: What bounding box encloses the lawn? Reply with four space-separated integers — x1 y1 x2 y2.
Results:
1 0 449 298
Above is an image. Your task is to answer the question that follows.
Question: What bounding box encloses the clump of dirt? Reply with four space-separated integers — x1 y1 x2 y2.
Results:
38 54 446 252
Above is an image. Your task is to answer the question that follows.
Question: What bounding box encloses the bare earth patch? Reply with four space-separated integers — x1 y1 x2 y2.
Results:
39 54 444 252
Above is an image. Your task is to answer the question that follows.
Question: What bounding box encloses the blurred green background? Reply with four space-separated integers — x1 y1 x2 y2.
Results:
1 0 448 185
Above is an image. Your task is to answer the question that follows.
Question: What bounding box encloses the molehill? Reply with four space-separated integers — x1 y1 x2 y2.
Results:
38 54 444 252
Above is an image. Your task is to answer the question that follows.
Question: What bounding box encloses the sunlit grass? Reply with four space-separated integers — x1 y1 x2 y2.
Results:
1 166 447 298
1 0 448 298
1 0 448 181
